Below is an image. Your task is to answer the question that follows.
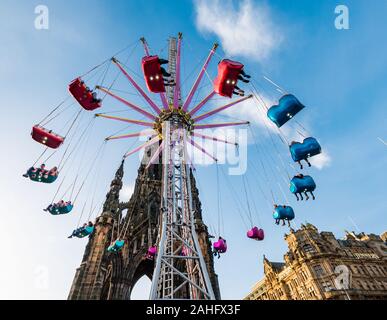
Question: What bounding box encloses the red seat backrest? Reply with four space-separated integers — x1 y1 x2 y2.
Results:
141 56 166 93
214 59 244 98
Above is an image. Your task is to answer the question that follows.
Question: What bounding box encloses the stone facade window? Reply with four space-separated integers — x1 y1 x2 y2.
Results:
303 243 315 253
308 286 317 297
313 264 325 277
322 281 333 292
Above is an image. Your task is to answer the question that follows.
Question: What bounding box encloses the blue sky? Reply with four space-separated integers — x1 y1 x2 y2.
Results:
0 0 386 299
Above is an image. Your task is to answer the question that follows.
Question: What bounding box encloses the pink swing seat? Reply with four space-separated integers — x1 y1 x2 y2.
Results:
247 227 265 241
213 238 227 253
147 246 157 257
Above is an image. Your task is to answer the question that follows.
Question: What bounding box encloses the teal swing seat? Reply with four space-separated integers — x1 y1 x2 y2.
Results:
49 204 73 216
28 171 58 184
107 239 125 253
75 226 94 238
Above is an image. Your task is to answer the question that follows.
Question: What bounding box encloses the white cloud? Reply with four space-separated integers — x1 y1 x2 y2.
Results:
194 0 282 62
223 95 277 132
120 184 135 202
309 151 332 170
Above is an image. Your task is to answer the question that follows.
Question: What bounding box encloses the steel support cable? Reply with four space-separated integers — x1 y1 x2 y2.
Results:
250 81 289 145
251 81 291 146
247 118 289 202
242 174 254 227
97 60 111 90
31 148 48 168
251 94 292 183
51 124 83 203
53 107 79 136
42 149 58 165
219 168 251 223
246 156 275 213
50 177 66 205
251 89 291 161
183 42 208 87
38 96 72 126
215 162 221 237
72 142 106 207
60 117 96 173
243 155 270 222
59 182 75 202
192 170 217 236
41 101 76 128
98 41 140 103
57 111 85 170
86 143 107 222
78 39 139 80
244 172 264 227
248 125 275 204
63 109 83 139
218 165 249 231
76 202 87 228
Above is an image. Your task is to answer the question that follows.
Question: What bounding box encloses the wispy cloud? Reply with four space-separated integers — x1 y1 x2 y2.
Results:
222 95 277 132
194 0 282 62
309 151 332 170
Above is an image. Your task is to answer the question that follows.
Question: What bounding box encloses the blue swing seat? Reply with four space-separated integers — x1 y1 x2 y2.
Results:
290 176 316 194
49 204 73 216
267 94 305 128
273 206 295 221
75 226 94 238
289 137 322 162
107 239 125 253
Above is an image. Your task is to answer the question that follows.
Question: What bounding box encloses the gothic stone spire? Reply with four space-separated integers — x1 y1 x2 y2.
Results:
103 159 124 214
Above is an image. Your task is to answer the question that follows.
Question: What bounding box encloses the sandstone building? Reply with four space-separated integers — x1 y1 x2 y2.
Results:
245 223 387 300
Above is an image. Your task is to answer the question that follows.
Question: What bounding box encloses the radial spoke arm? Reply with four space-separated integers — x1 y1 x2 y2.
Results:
188 138 218 162
188 91 216 117
96 86 157 121
111 57 162 114
191 132 237 146
194 121 250 130
124 135 161 158
106 130 156 141
193 94 252 122
140 37 151 56
182 43 218 112
95 113 154 127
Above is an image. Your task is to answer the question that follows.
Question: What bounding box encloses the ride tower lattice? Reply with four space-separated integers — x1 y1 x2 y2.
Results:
150 36 215 300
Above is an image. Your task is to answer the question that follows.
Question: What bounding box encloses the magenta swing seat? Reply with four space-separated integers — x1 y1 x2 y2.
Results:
213 238 227 253
147 246 157 257
247 227 265 241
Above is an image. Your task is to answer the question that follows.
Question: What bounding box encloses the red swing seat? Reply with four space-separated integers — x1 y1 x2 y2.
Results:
31 125 64 149
141 55 166 93
68 78 101 111
213 59 244 98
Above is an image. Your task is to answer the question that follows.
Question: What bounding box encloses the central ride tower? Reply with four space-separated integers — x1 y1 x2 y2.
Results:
150 35 215 300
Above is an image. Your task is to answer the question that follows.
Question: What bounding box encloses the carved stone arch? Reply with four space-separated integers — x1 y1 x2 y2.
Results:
100 253 126 300
123 251 155 299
